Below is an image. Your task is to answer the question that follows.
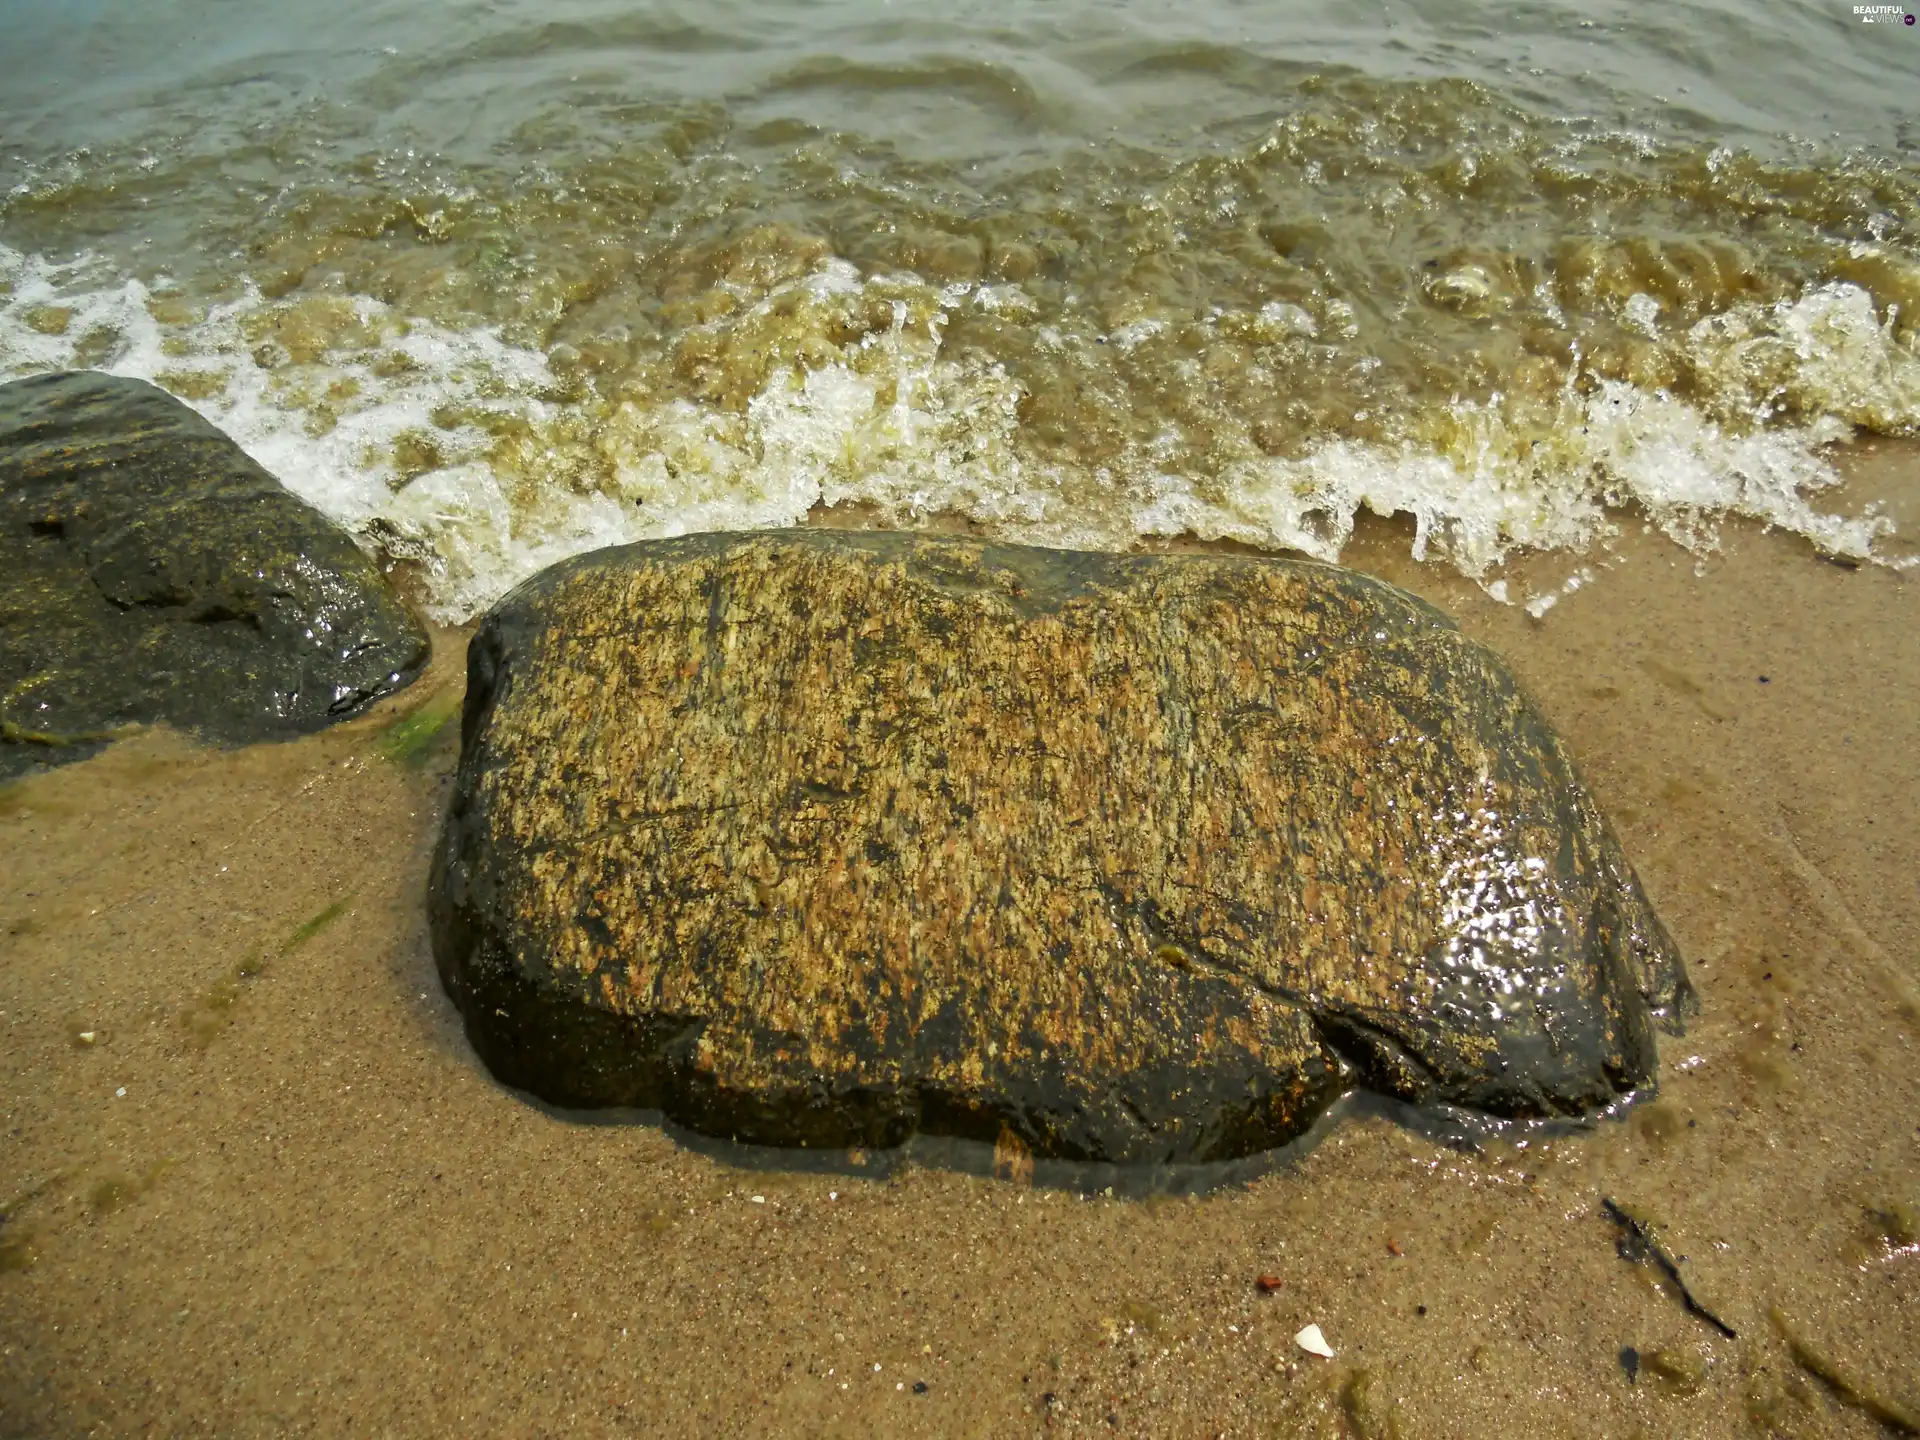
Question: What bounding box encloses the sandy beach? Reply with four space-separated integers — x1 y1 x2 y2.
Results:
1 438 1915 1437
5 0 1919 1431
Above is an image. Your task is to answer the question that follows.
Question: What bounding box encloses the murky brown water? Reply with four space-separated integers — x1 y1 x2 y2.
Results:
3 0 1918 619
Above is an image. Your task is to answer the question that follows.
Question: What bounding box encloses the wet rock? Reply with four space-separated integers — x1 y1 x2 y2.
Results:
0 372 428 777
430 530 1690 1164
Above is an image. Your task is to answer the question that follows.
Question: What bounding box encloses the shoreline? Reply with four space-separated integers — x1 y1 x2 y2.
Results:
2 450 1917 1435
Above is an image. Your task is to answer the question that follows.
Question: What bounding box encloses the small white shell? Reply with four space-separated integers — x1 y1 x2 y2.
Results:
1293 1323 1336 1358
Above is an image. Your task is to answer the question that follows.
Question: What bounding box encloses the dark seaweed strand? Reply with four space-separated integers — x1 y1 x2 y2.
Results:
1601 1197 1738 1340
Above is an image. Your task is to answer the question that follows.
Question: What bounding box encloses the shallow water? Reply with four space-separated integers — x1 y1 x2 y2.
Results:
3 0 1918 618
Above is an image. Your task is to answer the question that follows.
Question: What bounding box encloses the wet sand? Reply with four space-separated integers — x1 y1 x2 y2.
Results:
2 447 1917 1438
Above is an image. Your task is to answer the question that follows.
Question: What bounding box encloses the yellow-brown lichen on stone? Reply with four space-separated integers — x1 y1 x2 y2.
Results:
430 530 1689 1164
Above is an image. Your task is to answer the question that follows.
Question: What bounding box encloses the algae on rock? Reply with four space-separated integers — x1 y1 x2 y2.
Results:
431 530 1690 1164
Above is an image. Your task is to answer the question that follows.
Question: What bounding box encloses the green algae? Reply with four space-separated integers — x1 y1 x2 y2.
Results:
182 963 249 1048
376 689 461 766
1770 1306 1920 1435
182 896 355 1047
287 896 354 950
87 1175 140 1217
87 1159 176 1219
1639 1346 1707 1396
1338 1367 1404 1440
641 1207 677 1237
1454 1213 1499 1255
1745 1366 1829 1436
0 1171 71 1273
1630 1098 1689 1152
0 1224 37 1273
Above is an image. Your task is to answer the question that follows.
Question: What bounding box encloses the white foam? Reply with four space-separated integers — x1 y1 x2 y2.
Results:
0 244 633 621
3 244 1912 624
1125 338 1911 584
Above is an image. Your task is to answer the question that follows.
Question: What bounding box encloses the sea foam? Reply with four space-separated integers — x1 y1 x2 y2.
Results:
2 243 1912 623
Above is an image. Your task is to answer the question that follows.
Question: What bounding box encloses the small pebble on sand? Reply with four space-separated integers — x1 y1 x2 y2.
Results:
1295 1323 1336 1358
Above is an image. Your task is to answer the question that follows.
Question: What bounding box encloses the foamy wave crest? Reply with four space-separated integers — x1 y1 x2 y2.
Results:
0 248 1032 620
1133 284 1918 595
2 244 1913 623
1 245 641 620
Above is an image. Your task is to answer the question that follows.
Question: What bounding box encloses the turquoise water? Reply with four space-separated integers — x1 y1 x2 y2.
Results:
2 0 1917 618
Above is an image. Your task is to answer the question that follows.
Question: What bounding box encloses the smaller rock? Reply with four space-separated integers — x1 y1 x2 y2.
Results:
1640 1347 1705 1396
992 1126 1035 1186
1295 1323 1336 1358
0 372 429 777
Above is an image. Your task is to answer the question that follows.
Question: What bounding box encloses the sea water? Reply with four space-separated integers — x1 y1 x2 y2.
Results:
1 0 1915 620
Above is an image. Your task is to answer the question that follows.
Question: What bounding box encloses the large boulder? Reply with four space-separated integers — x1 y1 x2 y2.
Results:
430 530 1690 1165
0 372 429 777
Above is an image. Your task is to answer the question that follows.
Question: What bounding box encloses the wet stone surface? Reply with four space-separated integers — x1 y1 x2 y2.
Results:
430 530 1691 1164
0 371 429 777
